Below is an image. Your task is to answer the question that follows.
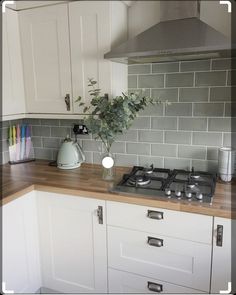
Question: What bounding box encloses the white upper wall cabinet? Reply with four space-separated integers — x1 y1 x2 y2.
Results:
69 1 127 114
2 8 26 118
19 1 127 115
19 4 72 114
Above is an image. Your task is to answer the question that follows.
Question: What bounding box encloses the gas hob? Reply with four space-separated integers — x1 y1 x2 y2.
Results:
112 165 217 204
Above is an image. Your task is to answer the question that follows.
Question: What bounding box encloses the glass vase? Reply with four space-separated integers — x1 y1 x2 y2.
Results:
101 152 115 181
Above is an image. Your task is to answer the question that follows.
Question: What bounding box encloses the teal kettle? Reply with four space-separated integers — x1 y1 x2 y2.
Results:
57 135 85 169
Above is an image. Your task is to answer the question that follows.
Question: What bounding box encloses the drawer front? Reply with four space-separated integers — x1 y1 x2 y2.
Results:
109 268 205 294
107 201 213 244
108 226 211 292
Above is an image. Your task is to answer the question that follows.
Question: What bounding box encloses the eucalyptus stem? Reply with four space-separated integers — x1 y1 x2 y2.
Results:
79 78 164 155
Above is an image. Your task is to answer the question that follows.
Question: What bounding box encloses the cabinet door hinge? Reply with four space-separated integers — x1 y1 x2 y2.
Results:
97 206 103 224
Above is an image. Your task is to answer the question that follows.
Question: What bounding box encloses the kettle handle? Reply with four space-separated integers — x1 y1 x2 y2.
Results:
75 142 85 162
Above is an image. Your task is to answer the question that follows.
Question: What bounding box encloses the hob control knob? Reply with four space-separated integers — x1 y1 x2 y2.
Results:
165 188 171 196
195 192 203 201
185 191 192 199
175 190 182 198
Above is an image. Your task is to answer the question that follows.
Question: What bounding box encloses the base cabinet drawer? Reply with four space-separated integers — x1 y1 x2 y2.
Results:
107 201 213 244
108 268 205 294
108 226 211 292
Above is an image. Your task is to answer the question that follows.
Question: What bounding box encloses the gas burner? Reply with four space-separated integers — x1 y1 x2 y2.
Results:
128 175 151 186
143 164 154 174
187 183 196 189
190 167 200 179
190 173 200 179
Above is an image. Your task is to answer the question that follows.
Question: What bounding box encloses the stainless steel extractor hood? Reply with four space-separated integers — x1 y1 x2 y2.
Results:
104 1 231 64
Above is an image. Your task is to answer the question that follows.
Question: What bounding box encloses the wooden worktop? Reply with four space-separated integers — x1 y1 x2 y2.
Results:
2 160 235 218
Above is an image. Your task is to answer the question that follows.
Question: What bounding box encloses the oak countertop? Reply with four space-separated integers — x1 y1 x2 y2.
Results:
2 160 235 219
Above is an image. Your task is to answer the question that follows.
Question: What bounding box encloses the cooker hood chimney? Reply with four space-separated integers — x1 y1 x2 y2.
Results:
104 1 231 64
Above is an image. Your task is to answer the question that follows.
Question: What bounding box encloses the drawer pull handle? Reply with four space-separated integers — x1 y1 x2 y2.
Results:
97 206 103 224
147 236 163 247
216 224 223 247
147 281 163 293
147 210 163 220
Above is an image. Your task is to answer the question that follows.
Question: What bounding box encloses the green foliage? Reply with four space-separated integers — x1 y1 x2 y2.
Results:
77 78 164 152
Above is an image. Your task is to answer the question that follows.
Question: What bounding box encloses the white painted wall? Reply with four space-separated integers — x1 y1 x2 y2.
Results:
200 1 231 39
128 1 160 38
128 0 231 39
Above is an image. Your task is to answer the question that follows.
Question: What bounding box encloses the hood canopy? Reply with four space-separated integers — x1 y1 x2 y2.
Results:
105 1 231 64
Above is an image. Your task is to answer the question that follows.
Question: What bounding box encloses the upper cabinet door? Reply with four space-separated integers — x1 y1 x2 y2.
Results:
69 1 128 114
19 4 72 113
69 1 111 113
3 8 26 117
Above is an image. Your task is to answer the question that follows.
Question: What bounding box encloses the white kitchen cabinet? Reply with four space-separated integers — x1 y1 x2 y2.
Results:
36 191 107 293
108 268 205 293
6 1 65 10
211 217 232 294
2 192 41 293
69 1 127 113
2 8 26 118
19 1 127 115
108 226 212 292
19 4 72 114
106 201 213 293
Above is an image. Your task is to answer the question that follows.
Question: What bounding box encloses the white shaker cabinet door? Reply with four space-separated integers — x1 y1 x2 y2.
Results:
69 1 111 113
19 4 72 113
211 217 232 293
2 8 26 117
2 192 41 294
69 1 128 113
36 191 107 293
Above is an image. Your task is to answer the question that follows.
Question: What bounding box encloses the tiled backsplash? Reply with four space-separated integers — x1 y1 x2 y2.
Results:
127 58 234 171
1 58 234 172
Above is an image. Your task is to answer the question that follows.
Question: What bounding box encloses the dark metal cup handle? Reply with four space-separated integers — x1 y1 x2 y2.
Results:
147 210 163 220
147 281 163 293
147 236 164 247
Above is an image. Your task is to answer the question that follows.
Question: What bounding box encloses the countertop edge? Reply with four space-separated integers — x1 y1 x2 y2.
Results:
2 183 233 219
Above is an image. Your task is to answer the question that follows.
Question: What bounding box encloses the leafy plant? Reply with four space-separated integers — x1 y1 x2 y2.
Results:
76 78 166 153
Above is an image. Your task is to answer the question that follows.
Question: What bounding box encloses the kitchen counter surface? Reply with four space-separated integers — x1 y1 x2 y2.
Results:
2 160 235 218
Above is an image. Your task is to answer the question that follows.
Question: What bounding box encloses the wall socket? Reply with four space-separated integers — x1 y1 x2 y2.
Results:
73 124 89 135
